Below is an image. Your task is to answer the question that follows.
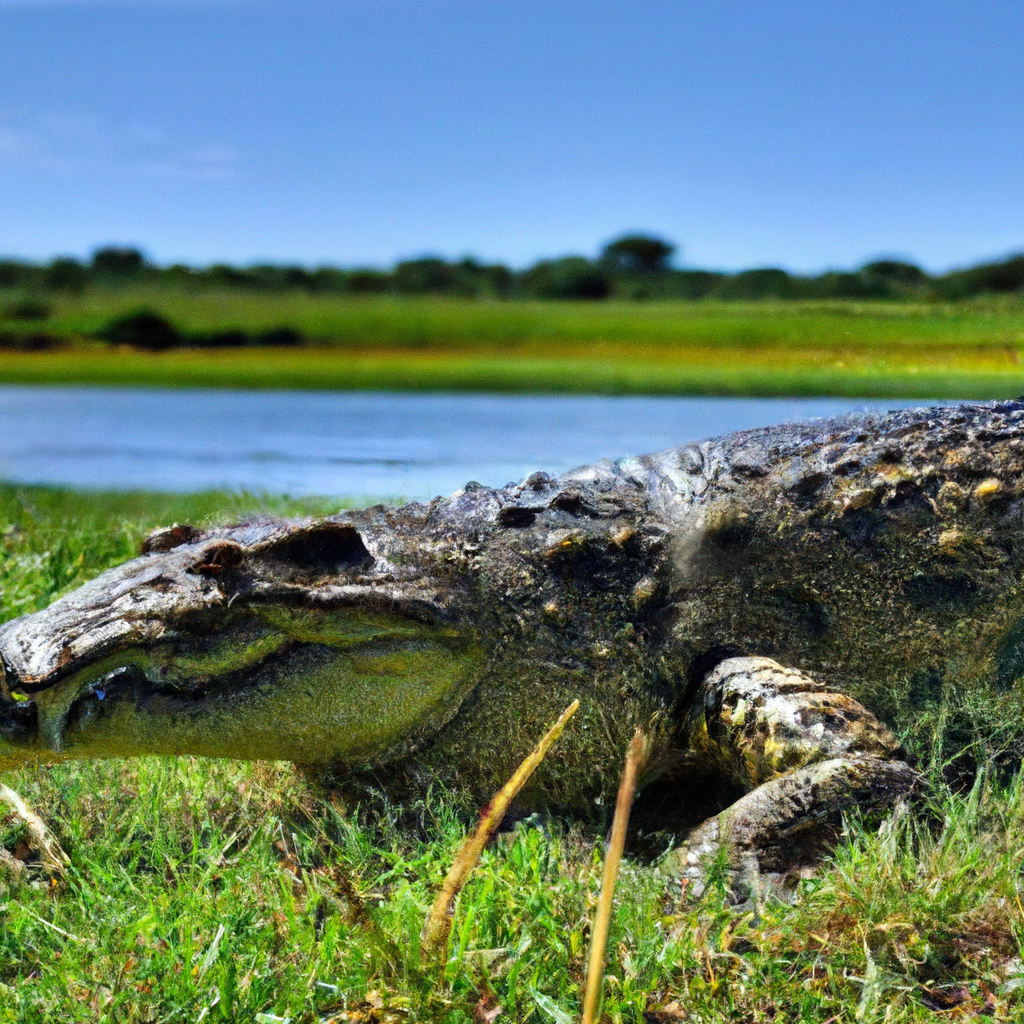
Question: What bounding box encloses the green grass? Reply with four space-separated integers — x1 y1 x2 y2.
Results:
0 487 1023 1021
6 290 1024 396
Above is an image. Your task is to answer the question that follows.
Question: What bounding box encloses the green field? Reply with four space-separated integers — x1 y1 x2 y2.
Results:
5 290 1024 396
0 487 1023 1022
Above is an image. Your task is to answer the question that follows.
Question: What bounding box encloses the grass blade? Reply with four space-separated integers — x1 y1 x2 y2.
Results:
581 730 645 1024
420 698 580 959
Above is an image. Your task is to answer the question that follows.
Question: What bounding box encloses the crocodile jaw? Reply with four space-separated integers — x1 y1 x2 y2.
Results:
0 517 482 768
23 629 482 765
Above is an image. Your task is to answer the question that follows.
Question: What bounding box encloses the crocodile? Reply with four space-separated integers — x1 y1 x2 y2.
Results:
2 399 1024 885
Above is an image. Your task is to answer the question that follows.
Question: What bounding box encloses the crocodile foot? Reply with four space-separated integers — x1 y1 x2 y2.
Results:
666 657 919 903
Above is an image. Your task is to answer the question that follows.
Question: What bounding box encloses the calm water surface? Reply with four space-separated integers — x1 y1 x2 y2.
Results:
0 386 944 501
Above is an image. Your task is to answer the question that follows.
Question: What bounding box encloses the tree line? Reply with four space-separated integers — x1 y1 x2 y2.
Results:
2 235 1024 302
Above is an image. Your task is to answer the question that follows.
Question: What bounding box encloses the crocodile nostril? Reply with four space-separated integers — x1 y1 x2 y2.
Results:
187 541 246 577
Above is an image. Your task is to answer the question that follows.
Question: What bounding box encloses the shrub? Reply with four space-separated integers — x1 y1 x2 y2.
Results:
44 258 88 293
0 331 58 351
393 258 458 295
347 269 391 293
194 329 250 348
99 310 182 351
812 271 891 299
255 327 303 346
203 264 255 288
308 267 349 293
0 261 36 289
2 297 52 322
523 257 611 300
715 267 795 300
937 254 1024 299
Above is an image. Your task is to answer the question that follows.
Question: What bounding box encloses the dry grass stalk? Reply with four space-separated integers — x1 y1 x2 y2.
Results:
421 698 580 959
0 783 68 877
581 730 646 1024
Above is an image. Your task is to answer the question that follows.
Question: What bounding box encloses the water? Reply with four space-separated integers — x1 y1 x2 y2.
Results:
0 386 945 501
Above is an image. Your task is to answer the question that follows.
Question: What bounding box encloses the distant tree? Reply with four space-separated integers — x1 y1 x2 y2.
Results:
600 235 676 275
281 266 311 289
715 268 795 300
204 264 255 288
347 269 390 294
162 264 201 285
0 261 36 289
44 257 88 293
665 270 724 299
861 260 928 286
393 258 458 295
523 257 611 300
479 263 514 298
308 267 349 293
936 254 1024 298
811 272 889 300
246 264 311 290
91 247 147 276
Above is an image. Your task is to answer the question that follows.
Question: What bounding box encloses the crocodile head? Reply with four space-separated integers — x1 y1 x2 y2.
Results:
0 514 485 770
0 466 681 807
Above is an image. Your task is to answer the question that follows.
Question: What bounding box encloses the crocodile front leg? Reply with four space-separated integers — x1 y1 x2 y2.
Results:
668 657 918 902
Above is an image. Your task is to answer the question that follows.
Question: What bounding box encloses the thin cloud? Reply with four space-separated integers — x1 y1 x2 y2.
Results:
0 111 238 179
0 1 243 6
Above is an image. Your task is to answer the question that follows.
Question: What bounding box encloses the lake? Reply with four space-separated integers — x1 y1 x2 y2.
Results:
0 386 947 501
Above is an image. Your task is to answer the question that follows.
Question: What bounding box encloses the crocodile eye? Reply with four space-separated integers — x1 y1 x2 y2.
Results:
265 523 372 572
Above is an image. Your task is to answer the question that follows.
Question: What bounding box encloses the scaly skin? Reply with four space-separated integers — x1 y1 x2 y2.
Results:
1 400 1023 821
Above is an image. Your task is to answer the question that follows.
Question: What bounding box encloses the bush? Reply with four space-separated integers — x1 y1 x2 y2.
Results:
203 264 255 288
99 310 182 351
308 267 350 293
194 329 250 348
2 297 52 322
0 261 36 289
0 331 58 351
666 270 724 299
393 258 459 295
811 272 891 299
523 257 611 300
245 265 311 290
44 258 88 293
185 326 304 347
347 269 391 293
715 268 795 300
936 254 1024 299
255 327 303 346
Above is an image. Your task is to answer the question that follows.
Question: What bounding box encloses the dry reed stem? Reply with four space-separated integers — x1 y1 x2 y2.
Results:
420 698 580 959
0 783 68 877
581 731 646 1024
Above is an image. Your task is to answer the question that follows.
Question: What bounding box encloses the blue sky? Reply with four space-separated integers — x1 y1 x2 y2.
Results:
1 0 1022 272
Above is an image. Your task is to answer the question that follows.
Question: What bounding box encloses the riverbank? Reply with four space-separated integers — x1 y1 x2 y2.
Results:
0 340 1023 398
3 294 1024 396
